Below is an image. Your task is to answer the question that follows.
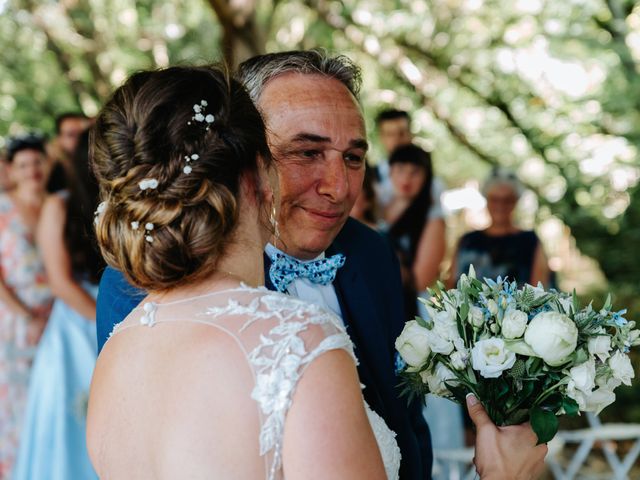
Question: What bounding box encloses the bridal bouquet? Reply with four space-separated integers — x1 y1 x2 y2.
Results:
395 266 639 443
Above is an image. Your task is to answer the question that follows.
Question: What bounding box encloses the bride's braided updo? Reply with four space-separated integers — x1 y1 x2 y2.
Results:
90 65 270 291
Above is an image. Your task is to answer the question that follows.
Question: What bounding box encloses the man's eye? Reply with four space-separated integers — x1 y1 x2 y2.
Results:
300 150 321 159
345 153 364 164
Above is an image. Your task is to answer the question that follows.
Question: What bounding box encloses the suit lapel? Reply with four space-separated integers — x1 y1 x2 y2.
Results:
327 239 388 415
263 252 276 291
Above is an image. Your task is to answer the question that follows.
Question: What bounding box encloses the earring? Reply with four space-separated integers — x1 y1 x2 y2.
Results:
269 201 280 246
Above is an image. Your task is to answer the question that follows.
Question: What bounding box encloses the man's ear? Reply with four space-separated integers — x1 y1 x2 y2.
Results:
256 154 278 204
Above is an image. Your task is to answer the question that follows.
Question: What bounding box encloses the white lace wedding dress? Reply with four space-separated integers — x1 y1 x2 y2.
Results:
110 285 400 480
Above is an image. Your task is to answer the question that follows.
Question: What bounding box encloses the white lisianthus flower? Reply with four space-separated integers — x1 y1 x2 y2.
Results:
395 321 431 368
450 349 469 370
608 351 635 386
471 338 517 378
421 363 457 396
468 306 485 328
524 312 578 366
425 329 454 355
629 329 640 346
486 299 499 317
433 307 461 342
588 335 612 362
568 359 596 393
490 323 499 334
584 388 616 415
502 308 528 339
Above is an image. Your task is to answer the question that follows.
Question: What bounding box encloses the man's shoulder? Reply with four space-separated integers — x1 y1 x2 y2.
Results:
336 217 389 251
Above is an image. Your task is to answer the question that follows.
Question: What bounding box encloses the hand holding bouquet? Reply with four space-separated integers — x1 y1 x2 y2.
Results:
395 266 639 443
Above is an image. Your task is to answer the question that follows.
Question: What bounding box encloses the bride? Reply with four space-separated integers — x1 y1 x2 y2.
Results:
87 65 546 479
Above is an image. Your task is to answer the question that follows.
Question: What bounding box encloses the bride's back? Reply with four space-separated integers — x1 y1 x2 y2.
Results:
88 286 351 479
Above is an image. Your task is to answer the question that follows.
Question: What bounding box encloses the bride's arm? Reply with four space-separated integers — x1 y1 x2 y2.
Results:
467 394 548 479
282 348 387 480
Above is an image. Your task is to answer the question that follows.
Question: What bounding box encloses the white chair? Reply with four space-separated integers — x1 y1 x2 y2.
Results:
546 413 640 480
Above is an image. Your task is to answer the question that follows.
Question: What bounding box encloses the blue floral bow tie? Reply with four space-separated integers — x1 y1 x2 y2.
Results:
269 252 346 293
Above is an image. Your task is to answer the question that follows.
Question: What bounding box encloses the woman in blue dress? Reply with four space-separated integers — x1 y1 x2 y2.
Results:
13 130 104 480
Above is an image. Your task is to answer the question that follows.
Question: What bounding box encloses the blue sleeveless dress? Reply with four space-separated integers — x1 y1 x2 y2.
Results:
12 284 99 480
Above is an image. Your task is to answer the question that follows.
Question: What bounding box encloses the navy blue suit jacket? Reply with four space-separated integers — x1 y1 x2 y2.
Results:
96 218 432 479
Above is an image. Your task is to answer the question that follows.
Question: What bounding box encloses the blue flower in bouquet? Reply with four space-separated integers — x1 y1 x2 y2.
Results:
612 309 628 326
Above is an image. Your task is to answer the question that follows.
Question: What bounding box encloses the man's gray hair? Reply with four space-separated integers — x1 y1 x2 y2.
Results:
236 49 362 103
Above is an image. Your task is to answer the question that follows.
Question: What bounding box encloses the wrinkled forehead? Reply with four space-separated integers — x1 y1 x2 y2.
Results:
257 72 365 130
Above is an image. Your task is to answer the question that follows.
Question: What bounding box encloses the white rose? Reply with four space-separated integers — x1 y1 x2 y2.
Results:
524 312 578 366
395 321 431 368
501 308 528 339
450 349 469 370
568 359 596 393
609 351 635 386
588 335 612 362
486 299 499 317
471 338 517 378
468 306 485 328
425 329 454 355
422 363 457 396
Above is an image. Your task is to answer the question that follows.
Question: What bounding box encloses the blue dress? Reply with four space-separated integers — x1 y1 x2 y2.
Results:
12 285 98 480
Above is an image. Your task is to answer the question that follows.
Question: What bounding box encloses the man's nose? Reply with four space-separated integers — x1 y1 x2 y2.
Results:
317 151 349 202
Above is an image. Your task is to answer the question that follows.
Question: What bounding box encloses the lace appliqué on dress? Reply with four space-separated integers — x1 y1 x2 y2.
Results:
204 291 354 480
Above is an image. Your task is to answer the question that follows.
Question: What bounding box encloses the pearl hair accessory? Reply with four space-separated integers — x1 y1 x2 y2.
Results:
93 201 107 225
188 100 215 129
144 222 154 243
139 178 159 191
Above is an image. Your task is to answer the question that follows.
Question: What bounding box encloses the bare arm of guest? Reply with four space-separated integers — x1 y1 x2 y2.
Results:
37 195 96 320
412 217 446 291
529 243 550 287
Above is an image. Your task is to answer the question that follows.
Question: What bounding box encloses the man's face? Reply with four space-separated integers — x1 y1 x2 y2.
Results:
258 73 368 260
378 117 412 156
58 117 88 156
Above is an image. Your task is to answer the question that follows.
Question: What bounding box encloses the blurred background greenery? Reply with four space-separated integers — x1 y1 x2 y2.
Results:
1 0 639 422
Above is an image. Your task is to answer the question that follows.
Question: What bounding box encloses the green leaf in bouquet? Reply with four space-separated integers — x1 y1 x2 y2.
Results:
459 302 469 323
568 347 589 365
540 393 563 413
530 406 559 444
603 293 612 312
562 396 579 416
447 383 471 406
572 289 580 313
414 315 428 329
526 357 543 376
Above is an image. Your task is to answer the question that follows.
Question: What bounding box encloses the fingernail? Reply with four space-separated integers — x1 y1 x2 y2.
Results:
466 393 478 406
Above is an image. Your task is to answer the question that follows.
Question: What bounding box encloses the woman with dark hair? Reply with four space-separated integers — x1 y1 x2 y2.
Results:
13 129 105 480
0 134 53 478
384 143 445 319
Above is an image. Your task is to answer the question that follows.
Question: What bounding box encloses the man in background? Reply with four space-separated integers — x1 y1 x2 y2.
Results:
46 112 90 192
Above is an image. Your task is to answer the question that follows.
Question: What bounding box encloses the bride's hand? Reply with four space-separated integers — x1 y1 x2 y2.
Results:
467 394 548 480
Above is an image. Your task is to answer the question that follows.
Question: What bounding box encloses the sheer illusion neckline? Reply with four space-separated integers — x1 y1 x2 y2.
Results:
132 282 269 309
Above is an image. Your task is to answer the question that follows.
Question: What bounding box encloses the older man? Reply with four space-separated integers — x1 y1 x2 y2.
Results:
96 51 431 478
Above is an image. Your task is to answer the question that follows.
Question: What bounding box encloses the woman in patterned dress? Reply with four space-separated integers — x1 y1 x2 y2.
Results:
0 134 53 479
